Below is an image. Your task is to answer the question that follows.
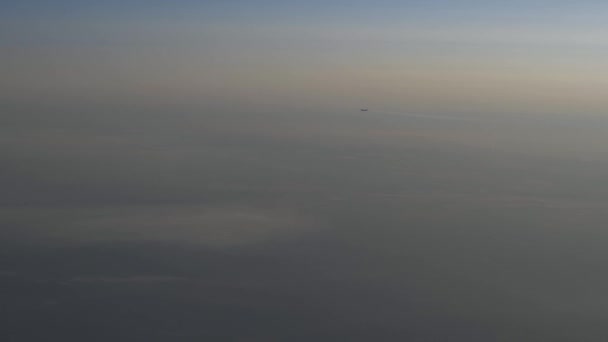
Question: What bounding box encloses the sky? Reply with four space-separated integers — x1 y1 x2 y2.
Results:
4 1 608 341
4 0 608 114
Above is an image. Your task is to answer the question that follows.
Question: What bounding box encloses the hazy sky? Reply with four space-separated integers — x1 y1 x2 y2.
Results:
4 2 608 341
4 1 608 114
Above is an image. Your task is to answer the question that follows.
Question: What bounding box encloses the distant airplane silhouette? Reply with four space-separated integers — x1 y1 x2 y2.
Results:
360 108 368 111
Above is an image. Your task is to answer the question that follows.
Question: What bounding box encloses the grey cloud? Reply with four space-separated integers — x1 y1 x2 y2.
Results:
65 205 323 246
70 275 187 284
5 105 608 341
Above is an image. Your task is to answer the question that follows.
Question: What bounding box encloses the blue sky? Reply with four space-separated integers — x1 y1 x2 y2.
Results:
3 1 608 22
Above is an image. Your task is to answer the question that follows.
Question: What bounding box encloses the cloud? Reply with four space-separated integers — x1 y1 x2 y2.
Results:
70 275 186 284
54 205 324 247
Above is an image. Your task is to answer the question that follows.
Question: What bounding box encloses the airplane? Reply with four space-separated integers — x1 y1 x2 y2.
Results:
360 108 368 111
